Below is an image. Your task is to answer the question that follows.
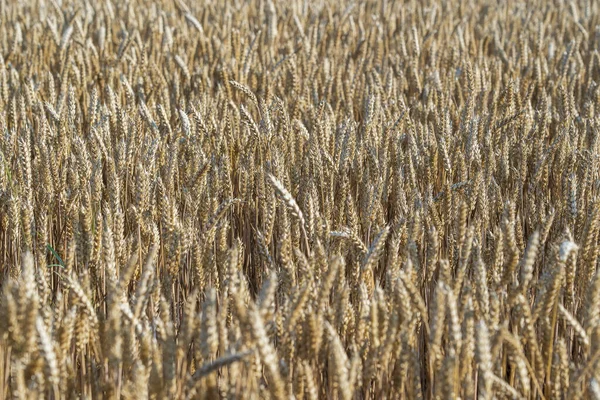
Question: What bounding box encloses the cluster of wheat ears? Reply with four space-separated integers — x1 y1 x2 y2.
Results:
2 0 600 398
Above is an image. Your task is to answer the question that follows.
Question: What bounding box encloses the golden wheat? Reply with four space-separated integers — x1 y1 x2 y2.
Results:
0 0 600 399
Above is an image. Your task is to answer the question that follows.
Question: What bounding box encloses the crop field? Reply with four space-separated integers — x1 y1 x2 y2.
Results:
1 0 600 398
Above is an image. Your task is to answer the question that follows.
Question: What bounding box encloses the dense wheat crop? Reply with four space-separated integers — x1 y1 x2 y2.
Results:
2 0 600 398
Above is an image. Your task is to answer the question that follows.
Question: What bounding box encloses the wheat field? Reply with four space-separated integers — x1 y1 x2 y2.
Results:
1 0 600 398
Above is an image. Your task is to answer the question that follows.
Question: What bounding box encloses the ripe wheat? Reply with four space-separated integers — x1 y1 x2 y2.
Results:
0 0 600 399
